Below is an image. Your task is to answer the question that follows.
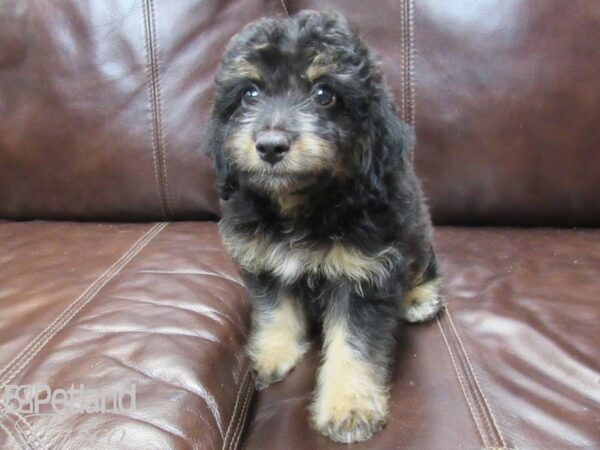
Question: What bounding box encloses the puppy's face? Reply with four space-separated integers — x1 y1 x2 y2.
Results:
210 11 386 196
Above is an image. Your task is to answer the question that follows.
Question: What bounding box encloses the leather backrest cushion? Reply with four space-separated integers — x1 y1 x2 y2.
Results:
1 0 599 225
0 0 285 221
413 0 600 226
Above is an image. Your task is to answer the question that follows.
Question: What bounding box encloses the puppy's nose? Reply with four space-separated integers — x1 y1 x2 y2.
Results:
255 130 290 165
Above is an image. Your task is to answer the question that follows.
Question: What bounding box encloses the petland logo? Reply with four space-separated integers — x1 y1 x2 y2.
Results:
3 383 136 415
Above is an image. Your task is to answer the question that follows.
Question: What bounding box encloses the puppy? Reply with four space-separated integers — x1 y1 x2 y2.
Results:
207 10 443 443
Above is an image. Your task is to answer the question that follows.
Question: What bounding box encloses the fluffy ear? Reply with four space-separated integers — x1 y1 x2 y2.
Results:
358 93 412 195
205 119 239 200
374 95 412 168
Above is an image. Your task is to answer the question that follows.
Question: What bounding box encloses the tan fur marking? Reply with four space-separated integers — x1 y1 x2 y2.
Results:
220 229 398 286
231 58 262 82
248 294 308 382
310 322 389 437
226 127 262 170
307 64 336 82
275 193 307 216
307 53 340 81
290 134 337 172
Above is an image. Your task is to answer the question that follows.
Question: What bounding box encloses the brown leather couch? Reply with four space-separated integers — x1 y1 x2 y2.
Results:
1 1 598 449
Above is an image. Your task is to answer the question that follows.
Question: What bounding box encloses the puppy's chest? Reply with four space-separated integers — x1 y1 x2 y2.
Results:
221 226 399 286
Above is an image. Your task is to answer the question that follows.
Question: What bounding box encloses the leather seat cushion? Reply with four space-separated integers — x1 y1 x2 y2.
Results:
0 221 252 450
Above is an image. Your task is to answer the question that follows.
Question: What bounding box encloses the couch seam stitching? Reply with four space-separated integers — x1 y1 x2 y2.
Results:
223 366 250 449
407 0 416 130
399 0 406 125
148 0 172 218
279 0 289 16
445 312 497 446
0 419 18 448
233 373 254 449
142 0 171 219
446 307 508 448
0 223 167 387
437 313 490 448
0 408 46 450
401 0 416 158
142 0 166 218
404 0 410 125
13 414 44 450
222 366 250 449
230 371 254 450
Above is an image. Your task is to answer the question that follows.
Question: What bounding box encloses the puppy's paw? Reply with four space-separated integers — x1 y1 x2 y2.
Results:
402 278 444 323
250 340 309 390
310 395 388 443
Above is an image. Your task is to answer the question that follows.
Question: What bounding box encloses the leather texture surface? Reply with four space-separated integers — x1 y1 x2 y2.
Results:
245 227 600 450
0 221 253 450
413 0 600 226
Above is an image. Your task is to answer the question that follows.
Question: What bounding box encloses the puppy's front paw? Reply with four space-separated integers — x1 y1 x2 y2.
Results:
402 278 444 323
249 339 309 390
310 394 388 443
248 294 309 389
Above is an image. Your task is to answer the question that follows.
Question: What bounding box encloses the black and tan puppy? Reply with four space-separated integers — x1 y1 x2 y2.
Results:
206 10 443 443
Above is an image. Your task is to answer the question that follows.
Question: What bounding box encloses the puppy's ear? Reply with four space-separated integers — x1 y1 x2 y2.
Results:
359 92 413 192
379 99 414 164
205 119 239 200
213 147 239 201
373 94 412 168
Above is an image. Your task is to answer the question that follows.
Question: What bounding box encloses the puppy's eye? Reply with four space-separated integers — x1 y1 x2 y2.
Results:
242 85 260 105
312 84 335 107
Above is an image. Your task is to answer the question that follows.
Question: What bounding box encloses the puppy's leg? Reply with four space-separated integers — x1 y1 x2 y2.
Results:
248 290 309 390
310 290 397 443
402 253 444 323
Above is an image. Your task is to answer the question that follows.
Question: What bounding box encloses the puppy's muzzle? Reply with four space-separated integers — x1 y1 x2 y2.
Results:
255 130 290 165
